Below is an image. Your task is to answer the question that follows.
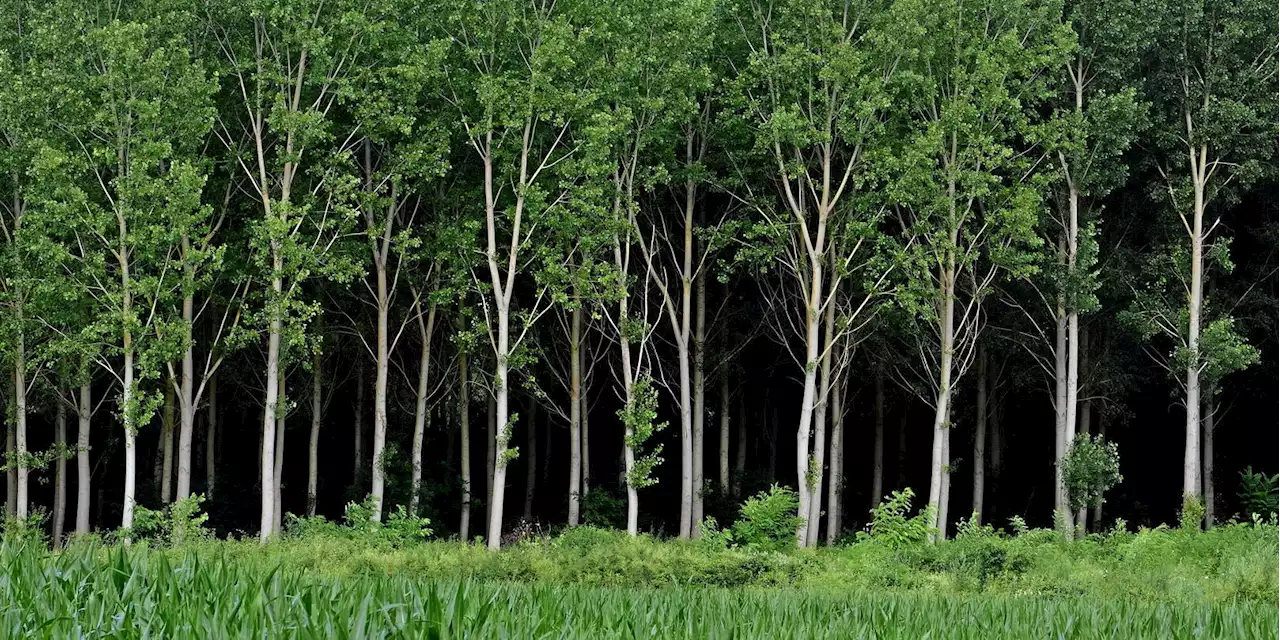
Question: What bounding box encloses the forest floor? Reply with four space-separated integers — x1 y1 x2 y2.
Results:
0 515 1275 638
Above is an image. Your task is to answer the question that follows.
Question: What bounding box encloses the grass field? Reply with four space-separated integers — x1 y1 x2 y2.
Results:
0 542 1274 639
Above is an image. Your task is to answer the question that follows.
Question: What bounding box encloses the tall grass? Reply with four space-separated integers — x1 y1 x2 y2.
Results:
0 542 1274 639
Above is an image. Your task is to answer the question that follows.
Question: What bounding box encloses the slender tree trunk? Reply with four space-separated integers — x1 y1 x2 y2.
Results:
691 268 706 537
122 340 138 532
206 372 217 500
370 264 390 521
259 273 282 542
12 335 27 519
161 381 175 504
825 373 845 546
308 352 322 517
486 311 512 550
872 374 885 508
581 385 590 498
794 254 825 547
486 395 495 517
938 419 951 538
53 399 67 547
1184 151 1206 511
615 280 641 535
459 352 471 540
353 364 364 491
973 344 987 524
719 372 730 493
927 257 957 542
1203 396 1215 528
409 300 436 517
5 421 14 519
176 262 196 501
733 395 746 499
274 374 285 533
568 303 583 526
807 300 837 547
76 383 91 534
1064 183 1081 528
524 396 537 521
1053 276 1070 530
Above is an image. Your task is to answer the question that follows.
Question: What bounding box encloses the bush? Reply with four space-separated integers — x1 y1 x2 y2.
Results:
1237 467 1278 520
856 488 933 549
730 485 803 551
285 495 432 548
581 488 626 530
115 495 211 546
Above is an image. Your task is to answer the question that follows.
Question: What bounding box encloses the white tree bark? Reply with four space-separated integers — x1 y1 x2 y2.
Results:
12 335 27 519
806 301 837 547
308 352 322 517
5 421 14 519
409 299 437 517
76 384 92 534
825 373 845 546
53 400 67 546
1053 279 1070 530
486 395 495 520
175 246 196 502
370 263 390 521
274 374 286 533
1183 146 1206 510
258 281 281 542
691 267 706 536
927 257 956 542
567 302 583 526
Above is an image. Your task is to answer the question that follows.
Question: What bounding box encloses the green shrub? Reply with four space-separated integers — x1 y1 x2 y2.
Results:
730 484 802 551
1062 434 1122 511
115 495 211 547
856 488 933 549
1237 467 1279 519
581 488 626 529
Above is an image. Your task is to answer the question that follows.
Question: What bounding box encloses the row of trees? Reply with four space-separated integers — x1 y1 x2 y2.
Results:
0 0 1274 548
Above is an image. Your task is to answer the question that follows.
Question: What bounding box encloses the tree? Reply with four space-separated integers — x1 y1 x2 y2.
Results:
206 0 366 541
1137 0 1276 515
885 0 1071 539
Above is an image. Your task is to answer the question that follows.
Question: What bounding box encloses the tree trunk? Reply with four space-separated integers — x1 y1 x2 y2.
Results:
691 268 706 537
12 338 27 519
274 374 285 533
486 395 496 517
938 419 951 538
524 396 537 521
76 384 91 534
1064 184 1081 531
486 310 512 550
308 352 322 517
459 351 471 540
973 344 987 524
370 264 390 521
161 380 175 504
1203 395 1215 528
581 385 590 499
206 372 218 499
53 399 67 547
175 275 196 501
568 302 582 526
259 273 282 542
825 373 845 546
927 258 956 542
1183 152 1206 513
5 420 14 519
807 300 837 547
353 364 364 492
794 255 825 547
733 395 746 499
872 373 885 508
409 300 436 517
1053 277 1070 531
122 339 138 532
719 372 730 493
